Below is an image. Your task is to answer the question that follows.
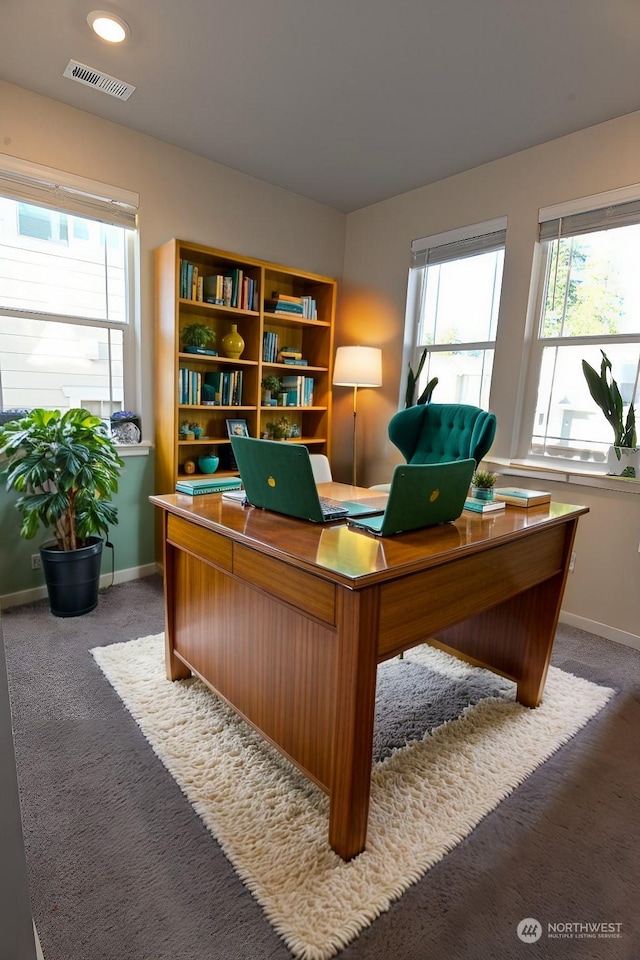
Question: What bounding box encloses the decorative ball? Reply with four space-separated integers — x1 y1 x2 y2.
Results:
198 454 219 474
184 459 196 474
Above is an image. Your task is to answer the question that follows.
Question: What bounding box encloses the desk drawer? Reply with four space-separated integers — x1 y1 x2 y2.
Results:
234 543 336 624
167 514 232 572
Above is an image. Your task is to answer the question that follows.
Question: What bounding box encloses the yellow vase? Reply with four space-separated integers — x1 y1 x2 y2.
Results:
221 323 244 359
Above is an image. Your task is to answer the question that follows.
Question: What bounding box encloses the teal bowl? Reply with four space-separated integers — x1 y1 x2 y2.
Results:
198 455 219 474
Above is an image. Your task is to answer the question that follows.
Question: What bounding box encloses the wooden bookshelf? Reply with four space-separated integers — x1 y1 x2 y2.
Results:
154 239 337 497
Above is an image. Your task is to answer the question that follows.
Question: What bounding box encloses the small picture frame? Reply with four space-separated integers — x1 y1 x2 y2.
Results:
226 418 249 439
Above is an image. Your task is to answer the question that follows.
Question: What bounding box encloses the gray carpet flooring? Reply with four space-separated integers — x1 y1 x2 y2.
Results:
2 575 639 960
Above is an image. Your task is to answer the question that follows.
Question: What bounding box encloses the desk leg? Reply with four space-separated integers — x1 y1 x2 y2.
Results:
162 532 191 682
329 587 380 860
436 518 579 708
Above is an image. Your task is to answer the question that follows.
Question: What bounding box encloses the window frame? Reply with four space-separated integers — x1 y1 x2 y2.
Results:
402 217 507 411
515 186 640 473
0 153 140 423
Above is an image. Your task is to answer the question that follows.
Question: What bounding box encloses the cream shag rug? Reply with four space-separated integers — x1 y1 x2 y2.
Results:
92 635 613 960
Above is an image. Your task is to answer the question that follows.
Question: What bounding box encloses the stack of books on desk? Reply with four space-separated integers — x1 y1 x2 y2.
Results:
176 477 243 496
463 497 506 514
493 487 551 507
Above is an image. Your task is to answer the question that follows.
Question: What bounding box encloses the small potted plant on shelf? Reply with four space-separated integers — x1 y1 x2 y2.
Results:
470 469 498 501
181 323 217 356
0 408 124 617
266 417 290 440
582 349 638 478
261 376 281 405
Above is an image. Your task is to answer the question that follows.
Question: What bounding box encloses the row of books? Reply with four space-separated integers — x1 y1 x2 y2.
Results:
178 367 244 406
179 260 258 311
464 487 551 515
264 292 318 319
262 332 308 365
282 375 314 406
263 330 281 363
203 269 258 311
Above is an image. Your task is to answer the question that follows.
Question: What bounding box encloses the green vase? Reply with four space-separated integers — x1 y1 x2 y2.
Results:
221 323 244 359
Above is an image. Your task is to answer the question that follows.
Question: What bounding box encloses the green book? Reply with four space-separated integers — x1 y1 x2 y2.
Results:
463 497 506 514
176 477 242 495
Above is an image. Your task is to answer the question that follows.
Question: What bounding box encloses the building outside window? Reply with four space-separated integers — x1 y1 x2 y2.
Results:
404 218 506 410
0 157 138 421
519 191 640 469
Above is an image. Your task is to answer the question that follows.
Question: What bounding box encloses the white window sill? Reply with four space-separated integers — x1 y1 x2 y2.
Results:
114 440 152 457
485 456 640 495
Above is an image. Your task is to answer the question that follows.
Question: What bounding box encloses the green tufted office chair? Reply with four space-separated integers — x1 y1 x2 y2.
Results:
371 403 496 491
389 402 496 466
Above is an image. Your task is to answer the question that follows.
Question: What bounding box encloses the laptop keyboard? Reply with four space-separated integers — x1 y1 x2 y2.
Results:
318 496 349 520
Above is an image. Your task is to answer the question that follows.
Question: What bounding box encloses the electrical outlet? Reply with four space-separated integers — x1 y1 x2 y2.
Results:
31 553 41 570
569 551 576 573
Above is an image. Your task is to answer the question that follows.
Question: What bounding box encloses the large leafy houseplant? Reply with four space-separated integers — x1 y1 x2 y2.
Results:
0 408 123 551
582 350 637 450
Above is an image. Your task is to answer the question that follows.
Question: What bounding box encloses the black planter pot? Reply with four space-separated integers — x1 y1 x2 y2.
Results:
40 537 103 618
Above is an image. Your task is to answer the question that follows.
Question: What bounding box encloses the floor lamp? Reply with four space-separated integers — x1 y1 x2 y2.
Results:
332 345 382 487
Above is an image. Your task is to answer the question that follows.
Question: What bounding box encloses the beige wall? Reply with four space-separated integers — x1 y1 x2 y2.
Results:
0 80 347 441
340 111 640 644
2 79 639 643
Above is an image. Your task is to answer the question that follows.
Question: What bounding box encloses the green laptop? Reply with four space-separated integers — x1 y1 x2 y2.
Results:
347 459 475 536
230 435 386 523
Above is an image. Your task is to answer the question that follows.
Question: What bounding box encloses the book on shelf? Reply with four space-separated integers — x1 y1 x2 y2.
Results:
271 292 303 304
176 476 243 495
203 273 225 305
282 374 314 406
493 487 551 507
463 497 506 514
201 369 243 406
264 299 304 315
262 330 279 363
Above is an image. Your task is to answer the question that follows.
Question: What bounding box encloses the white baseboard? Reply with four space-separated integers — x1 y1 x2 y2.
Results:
559 610 640 652
0 563 160 612
34 921 44 960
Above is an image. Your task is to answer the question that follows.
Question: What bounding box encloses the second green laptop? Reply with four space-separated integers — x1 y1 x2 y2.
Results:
347 459 475 536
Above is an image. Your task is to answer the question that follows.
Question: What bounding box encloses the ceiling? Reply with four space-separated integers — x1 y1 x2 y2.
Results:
2 0 640 213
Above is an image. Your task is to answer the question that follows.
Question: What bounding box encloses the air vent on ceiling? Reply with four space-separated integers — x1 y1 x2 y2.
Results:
63 60 136 101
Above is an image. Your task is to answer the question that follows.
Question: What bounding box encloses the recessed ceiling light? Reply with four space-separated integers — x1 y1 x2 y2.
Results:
87 10 130 43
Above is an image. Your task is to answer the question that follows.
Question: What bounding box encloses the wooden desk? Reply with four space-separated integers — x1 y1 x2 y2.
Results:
150 485 587 860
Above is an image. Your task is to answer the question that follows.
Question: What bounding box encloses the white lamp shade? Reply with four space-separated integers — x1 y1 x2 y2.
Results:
333 346 382 387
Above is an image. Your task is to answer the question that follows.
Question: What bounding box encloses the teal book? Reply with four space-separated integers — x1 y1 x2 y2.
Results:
463 497 506 514
176 477 242 495
493 487 550 507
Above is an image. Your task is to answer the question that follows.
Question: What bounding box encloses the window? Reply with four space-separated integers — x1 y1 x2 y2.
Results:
521 192 640 468
404 218 506 409
0 156 138 419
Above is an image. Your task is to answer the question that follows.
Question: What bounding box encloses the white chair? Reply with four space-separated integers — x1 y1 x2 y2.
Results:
309 454 333 483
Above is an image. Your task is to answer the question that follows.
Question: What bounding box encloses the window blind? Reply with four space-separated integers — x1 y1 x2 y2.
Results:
411 218 507 268
539 198 640 242
0 153 138 228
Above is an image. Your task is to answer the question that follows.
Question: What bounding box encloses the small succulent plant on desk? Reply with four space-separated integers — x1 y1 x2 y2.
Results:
471 469 498 489
471 469 498 501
